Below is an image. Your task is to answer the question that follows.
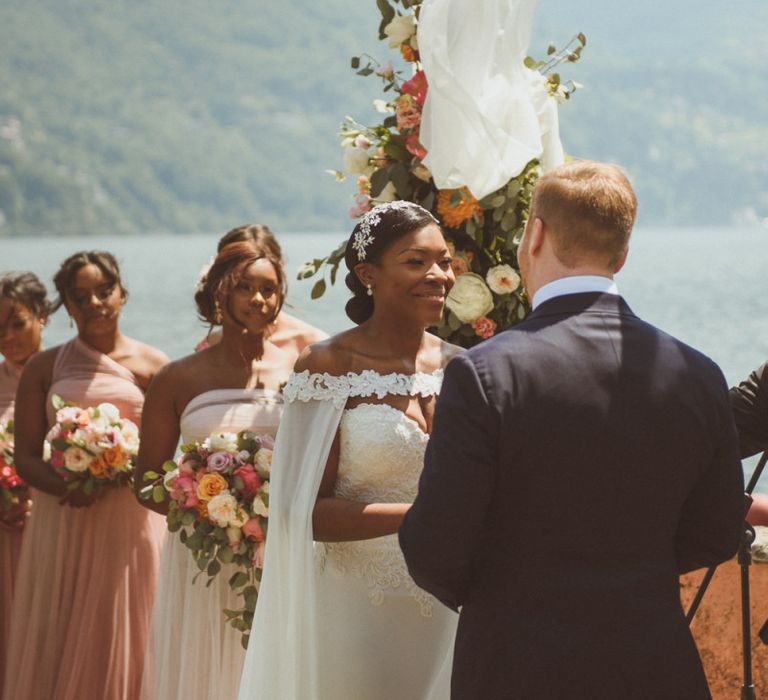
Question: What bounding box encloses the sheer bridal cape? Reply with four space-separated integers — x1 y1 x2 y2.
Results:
237 370 456 700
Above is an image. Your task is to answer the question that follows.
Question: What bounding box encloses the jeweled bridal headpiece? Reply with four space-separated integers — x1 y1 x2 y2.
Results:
351 200 437 261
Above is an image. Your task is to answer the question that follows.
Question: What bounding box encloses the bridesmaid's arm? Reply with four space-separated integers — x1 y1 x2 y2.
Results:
312 430 410 542
14 350 68 497
135 365 181 516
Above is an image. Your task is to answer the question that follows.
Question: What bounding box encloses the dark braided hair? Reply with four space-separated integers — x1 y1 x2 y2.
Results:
344 201 439 324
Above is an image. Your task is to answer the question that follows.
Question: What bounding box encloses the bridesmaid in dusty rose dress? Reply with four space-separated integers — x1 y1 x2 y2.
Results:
0 272 49 693
3 252 168 700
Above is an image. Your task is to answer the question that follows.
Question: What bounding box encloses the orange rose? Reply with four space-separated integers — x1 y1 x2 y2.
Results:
102 445 127 469
197 473 228 502
88 455 109 478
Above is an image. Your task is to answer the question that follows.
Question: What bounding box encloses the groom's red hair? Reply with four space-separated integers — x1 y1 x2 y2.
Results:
530 160 637 269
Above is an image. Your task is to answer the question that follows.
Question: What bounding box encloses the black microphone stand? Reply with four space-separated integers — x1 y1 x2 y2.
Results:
686 450 768 700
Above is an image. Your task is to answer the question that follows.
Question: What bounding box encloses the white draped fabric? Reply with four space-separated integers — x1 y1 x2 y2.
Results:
418 0 564 199
238 370 456 700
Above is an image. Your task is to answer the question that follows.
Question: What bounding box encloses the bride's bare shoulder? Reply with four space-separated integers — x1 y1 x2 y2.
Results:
292 329 360 376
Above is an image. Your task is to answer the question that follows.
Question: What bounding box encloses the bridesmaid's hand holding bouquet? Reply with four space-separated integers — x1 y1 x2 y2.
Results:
46 396 139 504
141 429 272 648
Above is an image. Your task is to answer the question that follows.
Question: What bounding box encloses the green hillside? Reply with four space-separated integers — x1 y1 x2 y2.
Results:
1 0 766 236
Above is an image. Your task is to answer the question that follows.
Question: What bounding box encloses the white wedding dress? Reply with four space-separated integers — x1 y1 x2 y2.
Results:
238 370 456 700
141 388 283 700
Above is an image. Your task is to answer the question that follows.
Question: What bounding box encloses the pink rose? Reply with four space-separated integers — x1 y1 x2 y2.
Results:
207 451 233 473
257 434 275 451
405 134 427 160
243 517 265 543
401 70 428 106
169 474 199 508
472 316 497 339
349 193 372 219
233 465 263 498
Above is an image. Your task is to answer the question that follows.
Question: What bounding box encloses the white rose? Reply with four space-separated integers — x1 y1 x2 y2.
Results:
207 492 239 528
207 432 238 453
230 507 250 529
96 403 120 423
486 265 521 295
254 449 272 479
251 495 269 518
63 446 91 472
121 422 139 453
343 145 372 176
445 273 494 323
383 14 416 48
375 181 397 203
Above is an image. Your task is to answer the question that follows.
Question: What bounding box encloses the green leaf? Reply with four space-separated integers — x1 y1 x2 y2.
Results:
218 546 235 564
152 484 166 503
207 559 222 577
181 510 197 526
138 484 153 501
369 167 391 198
311 279 327 300
229 570 249 589
83 479 94 496
351 56 360 69
547 43 556 56
51 394 67 410
143 470 160 481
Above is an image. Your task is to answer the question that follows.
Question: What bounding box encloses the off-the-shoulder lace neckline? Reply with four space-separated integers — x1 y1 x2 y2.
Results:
284 368 443 408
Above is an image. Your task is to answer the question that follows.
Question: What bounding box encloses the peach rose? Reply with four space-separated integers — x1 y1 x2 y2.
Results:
88 455 109 478
242 517 265 542
102 444 127 469
197 472 228 502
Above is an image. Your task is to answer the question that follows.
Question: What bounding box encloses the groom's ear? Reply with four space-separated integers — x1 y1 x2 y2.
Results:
528 217 545 257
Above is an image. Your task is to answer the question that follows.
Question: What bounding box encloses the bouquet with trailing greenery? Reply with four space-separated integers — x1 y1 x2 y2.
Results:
300 0 585 347
142 429 272 649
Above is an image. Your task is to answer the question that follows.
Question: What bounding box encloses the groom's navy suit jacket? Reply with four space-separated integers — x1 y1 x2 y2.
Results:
400 292 744 700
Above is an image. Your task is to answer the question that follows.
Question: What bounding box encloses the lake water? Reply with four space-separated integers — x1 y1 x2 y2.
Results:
5 226 768 485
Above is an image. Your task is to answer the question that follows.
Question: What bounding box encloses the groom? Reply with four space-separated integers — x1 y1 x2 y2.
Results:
400 161 745 699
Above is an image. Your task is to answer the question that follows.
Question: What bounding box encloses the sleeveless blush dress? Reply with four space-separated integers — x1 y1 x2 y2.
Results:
0 359 23 693
2 338 167 700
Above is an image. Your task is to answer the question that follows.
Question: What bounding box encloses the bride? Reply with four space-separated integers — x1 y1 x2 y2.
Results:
238 201 462 699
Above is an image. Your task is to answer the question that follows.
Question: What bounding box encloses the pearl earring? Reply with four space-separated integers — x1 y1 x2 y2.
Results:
366 285 373 297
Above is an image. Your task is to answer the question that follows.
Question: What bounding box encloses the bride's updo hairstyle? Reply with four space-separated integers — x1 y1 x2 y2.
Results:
195 237 287 327
344 201 439 324
51 250 127 313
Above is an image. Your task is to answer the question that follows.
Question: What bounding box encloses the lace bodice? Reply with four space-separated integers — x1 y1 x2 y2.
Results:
305 369 443 617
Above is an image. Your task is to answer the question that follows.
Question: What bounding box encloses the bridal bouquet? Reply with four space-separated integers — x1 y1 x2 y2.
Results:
300 0 585 347
46 396 139 496
142 429 272 648
0 420 30 525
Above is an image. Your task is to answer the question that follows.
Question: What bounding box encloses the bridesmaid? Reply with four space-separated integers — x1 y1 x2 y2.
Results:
0 272 49 693
4 252 168 700
137 232 326 700
196 224 323 355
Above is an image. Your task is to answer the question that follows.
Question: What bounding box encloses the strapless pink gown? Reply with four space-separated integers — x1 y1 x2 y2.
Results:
0 359 23 694
2 338 167 700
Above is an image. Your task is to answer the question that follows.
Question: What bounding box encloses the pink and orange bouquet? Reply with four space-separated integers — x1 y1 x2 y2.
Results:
46 396 139 497
0 419 30 525
142 429 272 648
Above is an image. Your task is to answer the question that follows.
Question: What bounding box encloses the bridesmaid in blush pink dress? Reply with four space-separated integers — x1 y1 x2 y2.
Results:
0 272 49 693
3 252 168 700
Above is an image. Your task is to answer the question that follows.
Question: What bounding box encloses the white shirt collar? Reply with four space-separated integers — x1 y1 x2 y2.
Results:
531 275 619 310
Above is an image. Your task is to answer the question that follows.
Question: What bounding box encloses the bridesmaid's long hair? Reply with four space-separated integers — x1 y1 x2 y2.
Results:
195 238 287 327
51 251 127 313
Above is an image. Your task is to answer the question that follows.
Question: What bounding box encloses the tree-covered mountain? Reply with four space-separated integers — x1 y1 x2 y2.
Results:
1 0 766 237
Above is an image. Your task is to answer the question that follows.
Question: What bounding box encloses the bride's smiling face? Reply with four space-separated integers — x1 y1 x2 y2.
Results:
357 223 454 327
